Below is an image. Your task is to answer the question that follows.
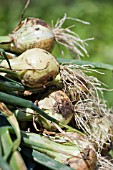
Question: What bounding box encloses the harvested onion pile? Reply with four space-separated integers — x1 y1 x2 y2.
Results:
0 3 113 170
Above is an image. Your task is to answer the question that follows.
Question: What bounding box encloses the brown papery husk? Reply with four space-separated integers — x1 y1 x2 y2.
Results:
65 147 97 170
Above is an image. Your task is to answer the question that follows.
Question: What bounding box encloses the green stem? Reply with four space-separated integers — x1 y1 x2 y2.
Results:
22 148 73 170
0 75 24 92
57 58 113 71
0 155 12 170
21 132 79 157
0 68 19 78
0 36 12 51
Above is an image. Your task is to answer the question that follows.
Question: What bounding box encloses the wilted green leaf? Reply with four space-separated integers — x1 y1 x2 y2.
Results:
0 103 21 152
0 155 11 170
21 147 73 170
9 151 27 170
32 149 73 170
0 127 13 160
0 127 27 170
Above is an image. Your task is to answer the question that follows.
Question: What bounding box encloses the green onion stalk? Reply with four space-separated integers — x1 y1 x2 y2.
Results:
0 48 59 88
21 130 97 170
0 75 24 92
14 108 34 121
0 15 89 58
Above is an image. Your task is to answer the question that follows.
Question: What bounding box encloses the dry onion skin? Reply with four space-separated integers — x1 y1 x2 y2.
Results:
65 147 97 170
0 14 91 58
0 48 59 88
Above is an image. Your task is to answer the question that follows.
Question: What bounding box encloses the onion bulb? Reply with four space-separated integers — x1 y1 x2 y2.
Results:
0 48 59 88
0 15 89 58
0 17 54 54
37 90 74 130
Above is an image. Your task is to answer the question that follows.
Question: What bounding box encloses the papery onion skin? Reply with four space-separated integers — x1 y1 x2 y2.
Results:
65 147 97 170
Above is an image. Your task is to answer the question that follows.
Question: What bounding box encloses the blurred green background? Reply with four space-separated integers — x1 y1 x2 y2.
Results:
0 0 113 106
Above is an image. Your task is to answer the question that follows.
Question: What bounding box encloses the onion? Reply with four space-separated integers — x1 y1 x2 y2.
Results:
37 90 74 130
22 131 97 170
0 15 89 58
0 17 55 54
0 48 59 88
